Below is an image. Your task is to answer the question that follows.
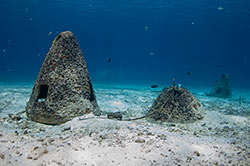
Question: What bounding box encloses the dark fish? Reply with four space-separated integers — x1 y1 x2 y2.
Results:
187 72 191 76
107 58 111 63
151 85 159 88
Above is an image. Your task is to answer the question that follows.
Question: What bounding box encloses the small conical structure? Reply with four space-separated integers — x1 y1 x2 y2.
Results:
26 31 101 125
148 84 204 123
207 74 232 98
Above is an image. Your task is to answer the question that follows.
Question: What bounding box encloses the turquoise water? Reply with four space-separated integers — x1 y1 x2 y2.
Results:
0 83 249 118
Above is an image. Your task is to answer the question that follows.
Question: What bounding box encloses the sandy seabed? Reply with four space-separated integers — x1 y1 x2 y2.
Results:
0 84 249 166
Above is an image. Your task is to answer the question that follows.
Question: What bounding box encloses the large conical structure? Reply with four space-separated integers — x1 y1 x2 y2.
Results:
26 31 101 125
148 82 205 123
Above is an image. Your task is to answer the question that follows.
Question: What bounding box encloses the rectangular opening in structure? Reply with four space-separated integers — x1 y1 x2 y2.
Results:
37 85 49 102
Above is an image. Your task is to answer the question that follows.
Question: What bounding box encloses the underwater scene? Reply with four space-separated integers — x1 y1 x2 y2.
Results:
0 0 250 165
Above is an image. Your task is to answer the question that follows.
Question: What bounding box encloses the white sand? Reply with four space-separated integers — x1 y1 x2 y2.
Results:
0 85 249 165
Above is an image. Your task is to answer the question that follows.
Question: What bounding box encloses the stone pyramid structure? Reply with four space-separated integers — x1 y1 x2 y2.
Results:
26 31 100 125
147 81 204 123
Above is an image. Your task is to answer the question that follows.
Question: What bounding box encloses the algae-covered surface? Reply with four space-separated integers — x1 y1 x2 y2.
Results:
0 83 249 165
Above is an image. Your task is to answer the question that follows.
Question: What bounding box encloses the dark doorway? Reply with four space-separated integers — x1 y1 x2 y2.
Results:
37 85 49 102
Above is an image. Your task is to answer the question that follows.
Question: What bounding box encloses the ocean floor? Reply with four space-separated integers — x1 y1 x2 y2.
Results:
0 83 249 166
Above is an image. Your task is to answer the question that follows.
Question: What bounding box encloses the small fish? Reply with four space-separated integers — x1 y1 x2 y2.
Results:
48 32 52 36
150 52 154 56
187 72 191 76
151 85 159 88
107 58 111 63
177 84 182 88
218 7 224 11
144 26 149 31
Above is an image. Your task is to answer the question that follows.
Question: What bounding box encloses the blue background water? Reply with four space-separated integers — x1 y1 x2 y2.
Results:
0 0 250 89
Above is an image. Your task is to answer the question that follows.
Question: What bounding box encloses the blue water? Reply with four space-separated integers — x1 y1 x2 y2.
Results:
1 0 250 89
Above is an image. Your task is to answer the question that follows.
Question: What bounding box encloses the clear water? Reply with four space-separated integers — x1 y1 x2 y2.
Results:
1 2 250 165
0 0 250 89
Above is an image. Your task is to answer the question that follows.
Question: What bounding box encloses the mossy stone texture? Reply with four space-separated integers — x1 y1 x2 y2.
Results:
26 31 100 125
148 86 204 123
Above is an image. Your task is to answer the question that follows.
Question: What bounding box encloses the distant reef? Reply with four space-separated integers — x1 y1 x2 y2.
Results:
207 74 232 98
